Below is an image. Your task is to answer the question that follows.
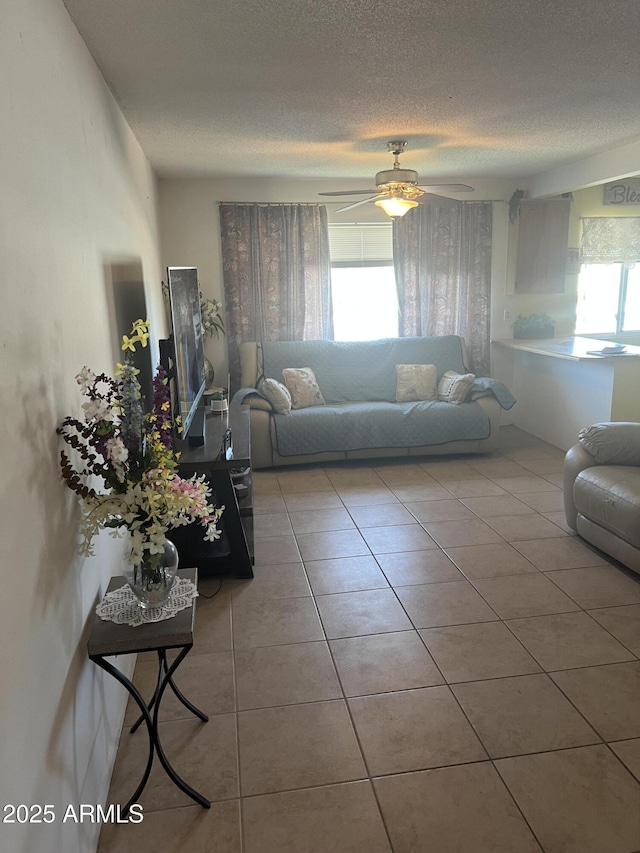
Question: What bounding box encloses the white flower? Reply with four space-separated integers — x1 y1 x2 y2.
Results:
106 437 128 464
76 366 96 392
129 529 146 564
106 437 128 463
147 530 167 555
204 522 222 542
82 397 118 424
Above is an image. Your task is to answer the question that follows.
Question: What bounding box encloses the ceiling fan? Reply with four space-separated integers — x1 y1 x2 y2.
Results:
319 140 474 217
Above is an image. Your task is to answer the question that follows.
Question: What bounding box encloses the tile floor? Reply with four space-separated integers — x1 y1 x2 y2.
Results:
98 427 640 853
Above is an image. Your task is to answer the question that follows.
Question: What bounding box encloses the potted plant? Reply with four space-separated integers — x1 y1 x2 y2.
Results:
512 312 556 340
199 295 225 388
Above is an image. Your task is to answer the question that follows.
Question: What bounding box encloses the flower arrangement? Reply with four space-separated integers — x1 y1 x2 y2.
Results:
200 295 225 340
57 319 224 567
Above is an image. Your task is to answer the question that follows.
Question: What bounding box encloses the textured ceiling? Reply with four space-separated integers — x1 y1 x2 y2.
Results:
63 0 640 182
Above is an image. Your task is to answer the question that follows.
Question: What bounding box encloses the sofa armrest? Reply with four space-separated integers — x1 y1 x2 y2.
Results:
247 397 273 412
473 395 502 451
239 342 260 388
232 387 273 412
249 408 274 468
563 443 598 530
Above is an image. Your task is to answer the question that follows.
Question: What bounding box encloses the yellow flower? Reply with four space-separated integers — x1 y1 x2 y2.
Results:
115 361 140 376
121 319 150 352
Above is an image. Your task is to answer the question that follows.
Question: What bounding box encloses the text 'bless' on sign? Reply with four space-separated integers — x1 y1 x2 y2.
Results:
603 179 640 205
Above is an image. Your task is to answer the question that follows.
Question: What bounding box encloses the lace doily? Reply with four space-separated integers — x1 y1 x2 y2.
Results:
96 577 199 627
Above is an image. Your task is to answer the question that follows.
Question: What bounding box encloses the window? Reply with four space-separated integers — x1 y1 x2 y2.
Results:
576 263 640 334
328 223 398 341
576 217 640 335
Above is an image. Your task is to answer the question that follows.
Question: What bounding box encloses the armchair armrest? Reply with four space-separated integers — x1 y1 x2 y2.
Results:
563 422 640 531
563 443 598 530
578 422 640 466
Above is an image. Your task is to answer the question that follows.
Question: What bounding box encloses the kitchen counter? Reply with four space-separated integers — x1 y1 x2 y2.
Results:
491 337 640 450
493 336 640 361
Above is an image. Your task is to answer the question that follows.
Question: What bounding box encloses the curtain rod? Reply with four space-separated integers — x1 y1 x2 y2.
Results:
218 199 506 205
217 201 325 206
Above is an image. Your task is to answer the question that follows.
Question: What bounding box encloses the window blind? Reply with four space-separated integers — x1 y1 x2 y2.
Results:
328 223 393 263
581 217 640 263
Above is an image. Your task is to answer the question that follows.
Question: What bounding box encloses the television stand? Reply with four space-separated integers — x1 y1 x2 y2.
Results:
175 404 253 578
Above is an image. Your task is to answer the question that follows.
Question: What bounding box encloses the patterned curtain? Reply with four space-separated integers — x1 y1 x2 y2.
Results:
393 201 493 375
581 217 640 263
219 203 332 389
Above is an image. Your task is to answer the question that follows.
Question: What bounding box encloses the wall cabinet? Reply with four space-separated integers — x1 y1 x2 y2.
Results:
515 199 571 293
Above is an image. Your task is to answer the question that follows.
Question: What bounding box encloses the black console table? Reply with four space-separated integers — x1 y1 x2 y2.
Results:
87 569 209 815
176 403 254 578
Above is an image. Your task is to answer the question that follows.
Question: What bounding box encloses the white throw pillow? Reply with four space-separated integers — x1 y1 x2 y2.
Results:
437 370 476 404
259 378 292 415
395 363 437 402
282 367 326 409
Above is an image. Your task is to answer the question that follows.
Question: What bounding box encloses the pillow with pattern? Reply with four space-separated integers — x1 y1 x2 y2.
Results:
259 378 292 415
437 370 476 404
282 367 326 409
395 363 437 402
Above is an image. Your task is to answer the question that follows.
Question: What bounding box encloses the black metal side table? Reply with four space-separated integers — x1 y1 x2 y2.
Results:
87 568 210 816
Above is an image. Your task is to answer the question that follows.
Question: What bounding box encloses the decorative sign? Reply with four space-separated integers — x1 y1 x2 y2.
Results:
603 179 640 205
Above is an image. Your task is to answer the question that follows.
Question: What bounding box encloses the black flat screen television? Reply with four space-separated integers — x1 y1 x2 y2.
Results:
165 266 207 445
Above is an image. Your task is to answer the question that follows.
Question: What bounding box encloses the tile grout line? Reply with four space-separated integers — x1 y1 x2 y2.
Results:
230 609 247 853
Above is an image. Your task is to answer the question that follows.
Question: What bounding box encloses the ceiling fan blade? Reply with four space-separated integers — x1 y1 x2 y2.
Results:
417 192 461 206
417 183 475 192
319 189 379 196
336 195 386 213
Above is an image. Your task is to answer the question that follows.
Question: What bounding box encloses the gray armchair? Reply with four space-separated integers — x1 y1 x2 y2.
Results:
564 422 640 575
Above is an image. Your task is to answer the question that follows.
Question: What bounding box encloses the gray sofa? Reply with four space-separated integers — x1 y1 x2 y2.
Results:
564 422 640 576
235 336 515 469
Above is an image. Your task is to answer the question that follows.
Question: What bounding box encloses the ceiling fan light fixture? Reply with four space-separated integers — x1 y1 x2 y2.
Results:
319 139 474 214
375 196 418 217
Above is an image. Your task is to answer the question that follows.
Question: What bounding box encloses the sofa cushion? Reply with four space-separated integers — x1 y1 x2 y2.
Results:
259 378 292 414
270 400 491 456
438 370 476 404
395 364 437 402
574 466 640 549
282 367 326 409
578 422 640 466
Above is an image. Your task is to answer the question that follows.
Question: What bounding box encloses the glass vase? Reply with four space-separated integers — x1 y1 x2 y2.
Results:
124 539 179 609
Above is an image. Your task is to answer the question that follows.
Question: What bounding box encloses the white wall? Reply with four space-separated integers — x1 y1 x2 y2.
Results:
0 2 163 851
158 176 519 379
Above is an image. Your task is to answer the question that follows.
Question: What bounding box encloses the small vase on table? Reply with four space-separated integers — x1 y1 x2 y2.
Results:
124 539 179 609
